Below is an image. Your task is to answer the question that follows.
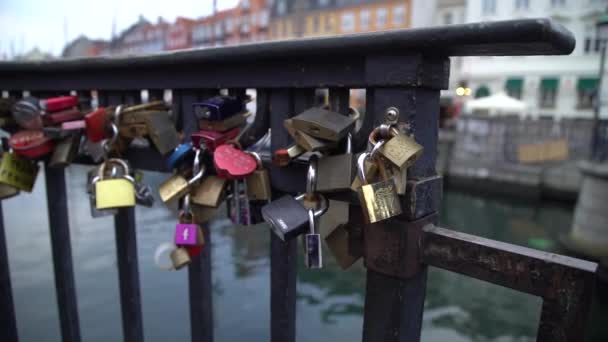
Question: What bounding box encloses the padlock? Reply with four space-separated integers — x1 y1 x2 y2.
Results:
86 166 118 217
84 139 106 163
166 143 194 170
213 144 257 179
199 111 249 132
12 97 43 129
193 95 245 121
9 130 54 159
41 95 78 113
304 208 322 269
159 165 205 203
61 119 86 132
0 151 39 192
119 123 148 139
0 183 19 200
191 204 219 223
324 205 364 269
192 127 240 153
292 129 335 152
262 193 328 241
291 107 356 142
316 133 355 192
356 150 402 224
350 153 379 191
85 107 112 142
245 152 271 202
273 144 305 167
43 108 83 126
49 133 81 168
93 158 136 209
144 111 180 155
369 125 423 170
191 175 227 207
226 179 252 225
133 171 155 207
121 101 166 117
170 247 192 270
174 201 205 246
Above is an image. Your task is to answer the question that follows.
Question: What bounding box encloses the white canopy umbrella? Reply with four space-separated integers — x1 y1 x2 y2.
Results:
464 92 527 116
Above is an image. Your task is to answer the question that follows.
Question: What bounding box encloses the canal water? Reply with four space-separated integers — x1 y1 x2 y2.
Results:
4 165 606 341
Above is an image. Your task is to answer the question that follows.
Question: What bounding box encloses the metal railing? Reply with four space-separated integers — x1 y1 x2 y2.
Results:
0 19 598 342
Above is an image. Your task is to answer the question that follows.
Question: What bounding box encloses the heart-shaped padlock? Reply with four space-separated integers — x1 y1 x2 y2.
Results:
213 144 257 179
9 130 55 159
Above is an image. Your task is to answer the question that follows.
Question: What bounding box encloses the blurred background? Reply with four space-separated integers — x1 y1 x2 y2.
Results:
1 1 608 341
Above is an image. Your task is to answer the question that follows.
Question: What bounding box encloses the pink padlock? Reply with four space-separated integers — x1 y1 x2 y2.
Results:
61 120 87 132
174 223 204 246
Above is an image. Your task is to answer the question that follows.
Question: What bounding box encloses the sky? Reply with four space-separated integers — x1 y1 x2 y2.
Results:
0 0 238 58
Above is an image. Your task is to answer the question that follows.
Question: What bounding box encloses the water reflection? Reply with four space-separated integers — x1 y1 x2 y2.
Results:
3 167 606 342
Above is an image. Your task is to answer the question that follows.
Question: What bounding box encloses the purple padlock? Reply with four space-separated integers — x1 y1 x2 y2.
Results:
174 223 203 246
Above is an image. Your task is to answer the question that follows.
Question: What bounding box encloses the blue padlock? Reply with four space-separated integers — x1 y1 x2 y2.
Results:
192 96 244 122
166 142 194 170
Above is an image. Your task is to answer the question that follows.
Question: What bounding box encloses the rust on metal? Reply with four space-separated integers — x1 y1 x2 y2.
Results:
422 225 597 342
363 213 437 279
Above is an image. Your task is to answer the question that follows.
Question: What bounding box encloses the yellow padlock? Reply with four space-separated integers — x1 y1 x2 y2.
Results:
94 159 136 209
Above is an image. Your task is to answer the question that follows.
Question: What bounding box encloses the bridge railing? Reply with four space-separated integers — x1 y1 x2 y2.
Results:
0 18 598 342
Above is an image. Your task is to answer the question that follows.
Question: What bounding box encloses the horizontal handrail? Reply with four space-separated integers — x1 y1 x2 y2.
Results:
0 19 573 73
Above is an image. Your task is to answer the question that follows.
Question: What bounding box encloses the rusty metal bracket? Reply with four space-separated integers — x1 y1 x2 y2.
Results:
363 212 438 279
402 175 443 221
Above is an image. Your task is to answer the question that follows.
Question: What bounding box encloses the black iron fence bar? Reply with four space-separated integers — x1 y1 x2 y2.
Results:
422 225 597 342
0 19 574 91
98 91 145 342
0 201 19 342
44 164 82 342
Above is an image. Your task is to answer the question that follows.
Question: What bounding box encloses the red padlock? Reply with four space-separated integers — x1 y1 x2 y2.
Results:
43 108 83 126
85 107 109 142
191 127 239 152
213 144 257 179
185 245 203 258
41 96 78 113
9 130 55 159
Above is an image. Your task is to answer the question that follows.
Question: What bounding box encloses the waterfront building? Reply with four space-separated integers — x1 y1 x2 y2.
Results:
460 0 607 119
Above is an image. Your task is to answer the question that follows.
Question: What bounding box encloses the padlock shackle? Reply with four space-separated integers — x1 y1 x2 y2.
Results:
345 132 352 154
97 158 131 180
357 152 370 185
154 242 178 271
246 151 264 170
368 124 399 146
308 208 316 235
306 154 317 195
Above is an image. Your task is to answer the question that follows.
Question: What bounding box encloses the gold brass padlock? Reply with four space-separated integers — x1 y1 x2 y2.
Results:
49 133 82 168
94 158 136 209
245 152 271 202
370 126 423 170
170 247 191 270
356 151 401 224
0 183 19 200
0 152 38 192
191 175 226 207
159 166 205 203
145 111 180 155
191 204 219 223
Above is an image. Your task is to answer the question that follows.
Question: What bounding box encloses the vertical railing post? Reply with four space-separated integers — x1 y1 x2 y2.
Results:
99 91 144 342
0 202 18 342
360 62 443 341
269 88 297 342
29 90 84 342
175 88 216 342
45 165 82 342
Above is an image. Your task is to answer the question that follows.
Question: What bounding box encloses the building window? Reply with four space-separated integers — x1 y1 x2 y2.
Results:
551 0 566 6
539 78 559 108
482 0 496 15
505 78 523 99
444 12 453 25
393 5 406 26
577 78 598 109
584 23 601 54
277 0 286 15
360 10 371 30
259 10 269 26
376 7 388 28
475 85 491 98
515 0 529 10
341 12 355 33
